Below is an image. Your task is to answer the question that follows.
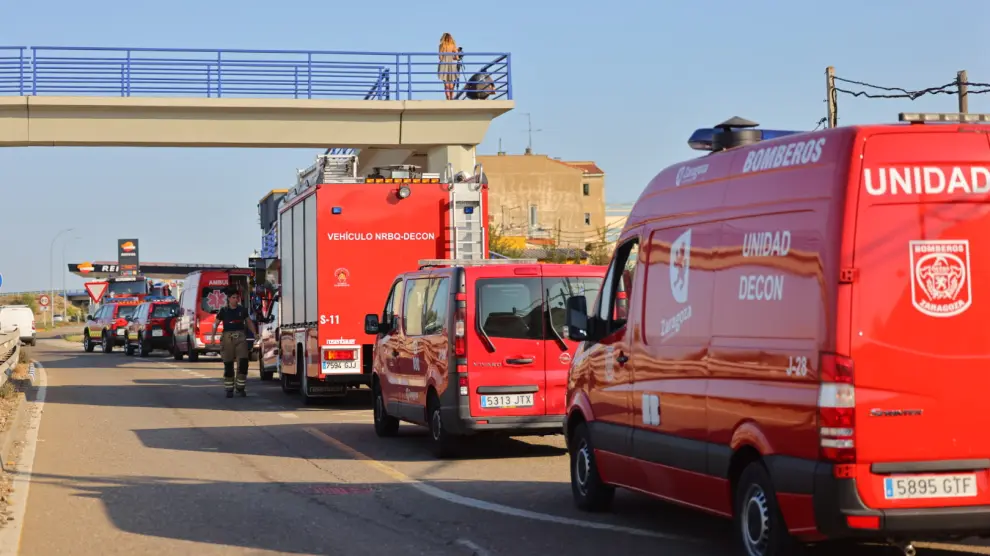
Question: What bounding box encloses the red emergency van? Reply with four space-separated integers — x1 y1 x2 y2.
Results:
365 259 607 457
172 268 254 361
562 114 990 555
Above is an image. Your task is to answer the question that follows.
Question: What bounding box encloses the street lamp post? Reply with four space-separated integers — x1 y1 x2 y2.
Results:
49 228 74 328
62 236 80 322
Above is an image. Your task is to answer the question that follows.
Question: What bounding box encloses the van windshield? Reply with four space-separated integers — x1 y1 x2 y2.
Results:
108 281 146 296
476 277 604 341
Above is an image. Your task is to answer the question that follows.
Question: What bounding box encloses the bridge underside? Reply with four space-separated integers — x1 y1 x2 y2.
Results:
0 96 512 173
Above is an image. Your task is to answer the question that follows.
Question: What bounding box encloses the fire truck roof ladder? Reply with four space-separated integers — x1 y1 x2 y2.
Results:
447 162 487 261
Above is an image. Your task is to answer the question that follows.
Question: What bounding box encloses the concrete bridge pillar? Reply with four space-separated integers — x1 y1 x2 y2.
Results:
427 145 477 180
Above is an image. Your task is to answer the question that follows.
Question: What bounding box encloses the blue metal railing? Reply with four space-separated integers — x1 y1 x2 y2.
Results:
0 47 511 101
0 47 28 95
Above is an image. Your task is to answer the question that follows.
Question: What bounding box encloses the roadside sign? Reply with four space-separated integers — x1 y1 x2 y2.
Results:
84 281 109 304
38 294 51 308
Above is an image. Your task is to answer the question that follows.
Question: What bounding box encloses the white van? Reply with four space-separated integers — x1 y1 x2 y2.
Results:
0 306 36 346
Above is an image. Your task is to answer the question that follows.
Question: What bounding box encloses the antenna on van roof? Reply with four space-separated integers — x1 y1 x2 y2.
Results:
688 117 803 153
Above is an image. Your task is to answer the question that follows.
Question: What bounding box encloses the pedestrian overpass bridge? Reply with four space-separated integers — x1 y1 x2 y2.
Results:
0 46 515 173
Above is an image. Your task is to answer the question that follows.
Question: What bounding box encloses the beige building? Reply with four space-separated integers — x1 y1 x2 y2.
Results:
478 151 606 248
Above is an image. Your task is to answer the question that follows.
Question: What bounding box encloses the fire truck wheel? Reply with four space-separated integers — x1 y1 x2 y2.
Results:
373 381 399 437
259 357 274 381
139 338 151 357
101 333 112 354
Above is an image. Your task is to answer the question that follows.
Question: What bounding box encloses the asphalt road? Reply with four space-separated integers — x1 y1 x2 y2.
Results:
11 337 990 555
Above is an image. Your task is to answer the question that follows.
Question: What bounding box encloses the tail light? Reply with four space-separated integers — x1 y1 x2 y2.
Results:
454 294 467 357
115 318 128 328
818 353 856 463
458 374 468 396
31 320 35 331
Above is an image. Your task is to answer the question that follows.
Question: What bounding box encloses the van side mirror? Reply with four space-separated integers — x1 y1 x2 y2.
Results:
364 314 380 335
564 296 589 342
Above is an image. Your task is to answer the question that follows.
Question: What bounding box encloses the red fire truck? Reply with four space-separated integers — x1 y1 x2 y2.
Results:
274 154 490 403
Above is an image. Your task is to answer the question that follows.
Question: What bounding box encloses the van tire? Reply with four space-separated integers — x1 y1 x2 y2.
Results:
187 338 199 362
569 422 615 512
373 381 399 437
733 461 798 556
172 339 183 360
427 396 456 459
125 341 135 356
101 332 113 354
83 334 95 353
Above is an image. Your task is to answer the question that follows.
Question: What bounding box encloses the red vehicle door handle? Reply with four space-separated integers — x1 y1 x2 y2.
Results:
505 357 535 365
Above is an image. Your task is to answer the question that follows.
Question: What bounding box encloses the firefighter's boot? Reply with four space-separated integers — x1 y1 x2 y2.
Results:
224 361 235 398
235 358 248 397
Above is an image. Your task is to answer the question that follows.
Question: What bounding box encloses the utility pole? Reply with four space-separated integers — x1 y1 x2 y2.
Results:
825 66 837 128
957 70 969 114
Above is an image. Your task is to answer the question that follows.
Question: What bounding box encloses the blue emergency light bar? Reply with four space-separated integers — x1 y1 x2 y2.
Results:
688 128 804 152
105 297 140 304
144 296 177 303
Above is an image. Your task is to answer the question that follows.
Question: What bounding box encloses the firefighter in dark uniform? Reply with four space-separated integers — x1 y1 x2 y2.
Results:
211 288 257 398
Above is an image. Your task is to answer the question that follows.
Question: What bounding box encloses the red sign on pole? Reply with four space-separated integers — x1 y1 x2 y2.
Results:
84 281 109 304
37 294 51 308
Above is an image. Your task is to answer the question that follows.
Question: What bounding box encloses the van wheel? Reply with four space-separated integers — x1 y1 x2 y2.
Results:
172 339 183 360
83 334 95 353
102 333 113 354
125 341 135 356
734 461 798 556
373 381 399 437
187 338 199 362
570 422 615 512
427 396 456 458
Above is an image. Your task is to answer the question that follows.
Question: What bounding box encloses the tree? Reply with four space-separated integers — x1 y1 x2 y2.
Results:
488 224 525 259
585 226 613 265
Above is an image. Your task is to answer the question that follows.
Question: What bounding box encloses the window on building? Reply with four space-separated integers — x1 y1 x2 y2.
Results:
582 183 590 196
584 213 591 226
529 205 538 230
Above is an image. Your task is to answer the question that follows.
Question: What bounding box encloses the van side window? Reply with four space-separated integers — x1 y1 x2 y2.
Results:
422 277 450 335
402 278 431 337
597 239 640 332
477 278 543 340
381 280 403 332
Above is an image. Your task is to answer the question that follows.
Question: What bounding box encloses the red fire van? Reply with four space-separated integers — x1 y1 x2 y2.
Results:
562 113 990 555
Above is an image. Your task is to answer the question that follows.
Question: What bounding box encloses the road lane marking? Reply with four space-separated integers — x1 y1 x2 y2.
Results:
0 361 47 555
455 538 492 556
278 413 299 419
303 427 701 543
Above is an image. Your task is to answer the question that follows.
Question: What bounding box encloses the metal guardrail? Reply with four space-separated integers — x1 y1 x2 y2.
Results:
0 330 20 387
0 47 512 101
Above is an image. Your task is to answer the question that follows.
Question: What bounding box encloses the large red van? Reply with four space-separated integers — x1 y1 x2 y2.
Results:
562 113 990 555
172 268 255 361
366 259 607 457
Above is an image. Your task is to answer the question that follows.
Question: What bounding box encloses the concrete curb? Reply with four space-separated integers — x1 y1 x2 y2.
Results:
0 362 33 474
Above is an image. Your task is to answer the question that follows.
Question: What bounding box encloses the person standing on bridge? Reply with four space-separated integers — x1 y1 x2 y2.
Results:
211 288 257 398
438 33 459 100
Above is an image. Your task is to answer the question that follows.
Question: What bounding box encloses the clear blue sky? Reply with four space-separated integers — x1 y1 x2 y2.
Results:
2 0 989 292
